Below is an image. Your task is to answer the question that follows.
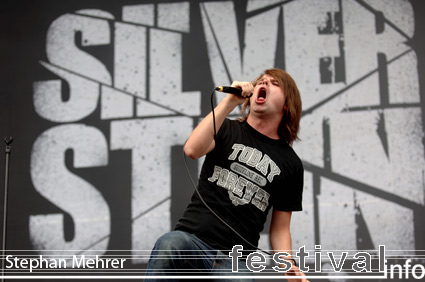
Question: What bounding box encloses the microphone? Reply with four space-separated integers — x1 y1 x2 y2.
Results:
215 86 252 98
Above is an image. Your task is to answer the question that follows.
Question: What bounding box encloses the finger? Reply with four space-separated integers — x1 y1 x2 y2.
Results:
244 83 254 97
231 81 253 97
230 80 242 89
241 82 253 97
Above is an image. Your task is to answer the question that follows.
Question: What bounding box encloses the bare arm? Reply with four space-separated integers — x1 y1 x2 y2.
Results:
270 209 309 282
183 81 253 159
270 209 293 260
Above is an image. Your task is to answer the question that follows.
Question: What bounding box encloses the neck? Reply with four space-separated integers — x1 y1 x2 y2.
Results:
246 114 281 140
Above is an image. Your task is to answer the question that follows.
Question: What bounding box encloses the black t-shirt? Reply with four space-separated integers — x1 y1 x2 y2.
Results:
175 119 303 252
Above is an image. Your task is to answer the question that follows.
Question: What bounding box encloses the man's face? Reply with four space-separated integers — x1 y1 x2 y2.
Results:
250 74 286 120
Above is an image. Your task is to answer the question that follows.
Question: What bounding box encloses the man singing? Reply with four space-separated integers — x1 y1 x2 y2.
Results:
145 68 308 282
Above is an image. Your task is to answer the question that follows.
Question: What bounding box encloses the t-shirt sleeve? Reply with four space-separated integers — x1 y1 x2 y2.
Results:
213 118 234 147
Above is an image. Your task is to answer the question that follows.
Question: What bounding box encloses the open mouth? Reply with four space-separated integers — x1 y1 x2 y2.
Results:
257 87 267 102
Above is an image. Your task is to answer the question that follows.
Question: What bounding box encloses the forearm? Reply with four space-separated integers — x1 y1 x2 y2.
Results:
272 230 308 281
269 210 295 268
184 95 240 159
270 228 293 262
184 79 252 159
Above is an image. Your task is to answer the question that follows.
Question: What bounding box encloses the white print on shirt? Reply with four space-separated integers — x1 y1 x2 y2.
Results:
207 144 281 211
208 165 270 211
228 144 281 183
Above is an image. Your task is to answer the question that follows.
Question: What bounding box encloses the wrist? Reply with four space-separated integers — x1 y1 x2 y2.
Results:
288 258 297 267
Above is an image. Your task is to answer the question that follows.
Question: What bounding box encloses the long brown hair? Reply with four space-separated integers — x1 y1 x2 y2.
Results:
238 68 302 145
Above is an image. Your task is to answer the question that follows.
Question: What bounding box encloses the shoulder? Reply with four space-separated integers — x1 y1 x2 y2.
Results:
224 118 242 127
217 118 243 137
286 146 304 175
214 118 243 146
272 144 303 180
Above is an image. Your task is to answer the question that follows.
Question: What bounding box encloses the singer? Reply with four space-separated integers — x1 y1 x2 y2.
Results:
145 68 308 282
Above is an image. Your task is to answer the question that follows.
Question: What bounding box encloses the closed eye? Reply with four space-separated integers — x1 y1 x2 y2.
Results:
271 80 279 86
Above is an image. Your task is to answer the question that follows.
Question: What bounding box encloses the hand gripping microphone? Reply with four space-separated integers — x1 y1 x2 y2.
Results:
215 86 252 98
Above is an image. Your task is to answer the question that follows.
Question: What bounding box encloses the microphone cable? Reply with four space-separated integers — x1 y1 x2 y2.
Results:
182 87 273 256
